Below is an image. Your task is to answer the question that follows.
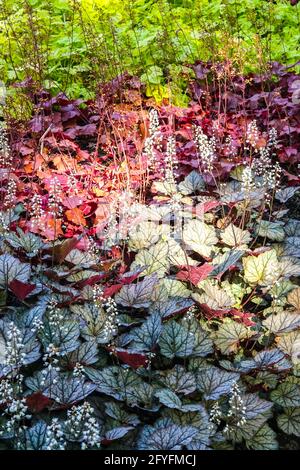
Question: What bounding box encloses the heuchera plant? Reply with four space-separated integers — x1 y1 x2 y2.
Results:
0 62 300 450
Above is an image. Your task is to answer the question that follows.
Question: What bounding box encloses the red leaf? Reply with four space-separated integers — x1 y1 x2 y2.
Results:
197 200 221 213
229 308 256 327
9 279 35 300
26 393 52 413
120 269 145 285
198 303 255 326
76 273 108 289
103 284 123 297
62 196 83 209
109 347 148 369
65 207 86 226
52 235 81 264
176 263 213 285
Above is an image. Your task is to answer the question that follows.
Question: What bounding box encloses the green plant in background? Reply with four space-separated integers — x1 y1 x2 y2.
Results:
0 0 299 103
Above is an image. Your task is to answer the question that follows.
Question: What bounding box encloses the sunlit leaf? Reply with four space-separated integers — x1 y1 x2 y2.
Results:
243 249 280 286
131 241 170 277
221 224 251 247
182 220 218 258
277 330 300 362
193 280 235 309
213 319 254 354
152 278 191 302
287 287 300 310
128 222 169 251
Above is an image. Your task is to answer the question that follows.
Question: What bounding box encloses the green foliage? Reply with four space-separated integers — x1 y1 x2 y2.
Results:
0 0 299 101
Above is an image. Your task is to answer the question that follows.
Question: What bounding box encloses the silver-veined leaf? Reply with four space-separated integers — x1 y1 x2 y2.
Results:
210 250 244 277
283 237 300 258
155 388 183 409
263 311 300 334
271 381 300 407
137 422 199 450
284 219 300 237
277 408 300 437
104 426 133 442
84 366 142 401
178 171 205 195
45 374 96 405
6 229 45 257
196 367 239 400
275 186 299 203
213 319 254 354
0 253 31 288
159 365 196 395
114 274 159 308
129 313 162 351
159 321 194 359
245 424 278 450
256 220 285 242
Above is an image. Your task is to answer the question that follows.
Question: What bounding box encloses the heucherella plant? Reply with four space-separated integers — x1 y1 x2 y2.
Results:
0 62 300 451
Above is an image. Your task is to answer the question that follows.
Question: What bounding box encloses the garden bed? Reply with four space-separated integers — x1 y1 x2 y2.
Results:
0 61 300 450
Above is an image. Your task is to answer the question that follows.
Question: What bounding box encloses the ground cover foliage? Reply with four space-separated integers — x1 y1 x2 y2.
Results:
0 61 300 450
